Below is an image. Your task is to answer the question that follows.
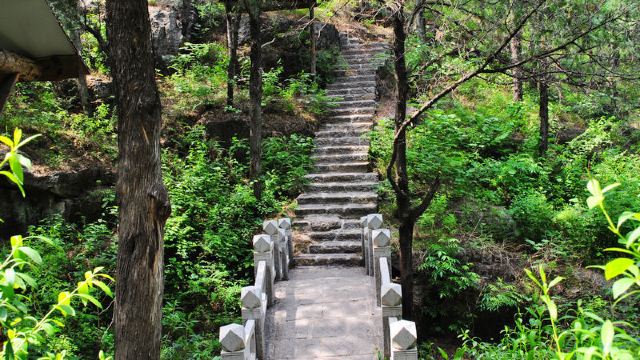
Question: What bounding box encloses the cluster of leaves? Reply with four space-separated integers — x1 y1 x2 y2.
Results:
0 129 113 359
456 181 640 359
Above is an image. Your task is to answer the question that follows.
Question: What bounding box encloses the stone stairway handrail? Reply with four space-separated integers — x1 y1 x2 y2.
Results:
362 214 419 360
220 218 292 360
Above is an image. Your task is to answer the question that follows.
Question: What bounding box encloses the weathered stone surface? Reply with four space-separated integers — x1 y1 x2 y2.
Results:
253 234 272 253
241 286 262 309
220 323 245 352
381 283 402 307
390 320 417 350
372 229 391 247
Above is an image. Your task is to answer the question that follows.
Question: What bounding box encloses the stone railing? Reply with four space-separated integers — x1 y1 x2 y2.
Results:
361 214 419 359
219 218 292 360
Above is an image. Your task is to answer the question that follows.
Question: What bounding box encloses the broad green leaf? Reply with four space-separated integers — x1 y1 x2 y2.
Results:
15 154 31 170
548 276 564 289
0 171 25 196
57 304 75 317
611 278 634 299
8 155 23 184
602 183 620 194
0 307 7 322
10 235 22 250
57 291 71 306
93 280 113 297
0 135 13 147
13 129 22 147
78 281 89 295
76 294 102 308
617 212 638 230
626 227 640 247
15 134 40 149
604 258 634 280
601 320 614 356
18 247 42 264
16 273 36 288
5 268 15 286
42 322 56 335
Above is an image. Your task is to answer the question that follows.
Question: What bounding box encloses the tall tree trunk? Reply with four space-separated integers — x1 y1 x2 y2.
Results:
309 2 317 76
510 34 523 101
71 27 91 114
392 4 416 320
246 0 263 199
105 0 171 358
224 1 241 107
538 79 549 155
415 0 427 42
509 0 523 101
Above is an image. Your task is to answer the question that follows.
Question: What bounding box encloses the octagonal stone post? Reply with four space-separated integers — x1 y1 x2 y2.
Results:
263 220 283 281
372 228 391 306
382 281 403 358
366 214 383 276
241 286 266 359
278 217 294 268
389 319 418 360
253 234 275 306
220 323 247 359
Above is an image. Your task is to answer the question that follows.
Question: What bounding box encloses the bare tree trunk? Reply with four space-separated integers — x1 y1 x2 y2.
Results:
71 27 92 114
245 0 263 199
538 78 549 155
415 0 427 42
0 73 19 114
105 0 171 358
510 34 523 101
309 2 317 76
224 1 241 107
392 5 416 320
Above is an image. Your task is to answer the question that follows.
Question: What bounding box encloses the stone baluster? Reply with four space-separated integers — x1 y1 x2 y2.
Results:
372 229 391 306
253 234 275 306
241 286 266 359
366 214 383 276
263 220 283 280
278 217 294 268
389 319 418 360
381 257 402 358
219 320 256 360
360 216 368 269
277 227 289 280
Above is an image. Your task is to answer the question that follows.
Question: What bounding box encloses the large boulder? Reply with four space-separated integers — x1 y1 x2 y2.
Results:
149 5 185 67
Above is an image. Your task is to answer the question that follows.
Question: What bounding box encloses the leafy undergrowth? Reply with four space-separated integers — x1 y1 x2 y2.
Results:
370 70 640 357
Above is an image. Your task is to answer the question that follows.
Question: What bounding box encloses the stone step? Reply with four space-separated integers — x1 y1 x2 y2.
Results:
344 57 385 65
320 121 374 131
305 172 378 182
324 114 373 123
333 75 376 83
307 230 362 242
327 93 376 102
308 241 361 254
306 181 378 193
326 88 375 96
298 191 377 205
293 216 362 232
327 81 376 89
316 128 369 138
315 162 370 173
331 99 376 107
315 137 369 146
295 202 377 217
342 47 388 56
312 152 368 162
313 145 370 155
294 253 362 266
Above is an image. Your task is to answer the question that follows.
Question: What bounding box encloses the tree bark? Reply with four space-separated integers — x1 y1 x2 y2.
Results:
0 73 19 114
71 28 92 114
224 1 241 107
510 34 523 101
392 4 416 320
245 0 263 199
538 79 549 155
309 2 317 76
105 0 171 358
415 0 427 42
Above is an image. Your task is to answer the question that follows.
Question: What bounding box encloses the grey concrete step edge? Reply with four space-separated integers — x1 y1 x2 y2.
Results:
308 241 361 254
293 253 363 267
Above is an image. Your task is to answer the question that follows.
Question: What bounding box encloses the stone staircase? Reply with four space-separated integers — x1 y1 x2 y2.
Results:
293 34 388 266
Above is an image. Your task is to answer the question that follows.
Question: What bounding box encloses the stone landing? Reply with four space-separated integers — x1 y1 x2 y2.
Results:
265 266 382 359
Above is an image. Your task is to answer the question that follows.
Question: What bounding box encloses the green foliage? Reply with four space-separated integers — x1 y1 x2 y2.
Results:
0 129 113 359
478 278 526 312
458 182 640 359
418 238 480 299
